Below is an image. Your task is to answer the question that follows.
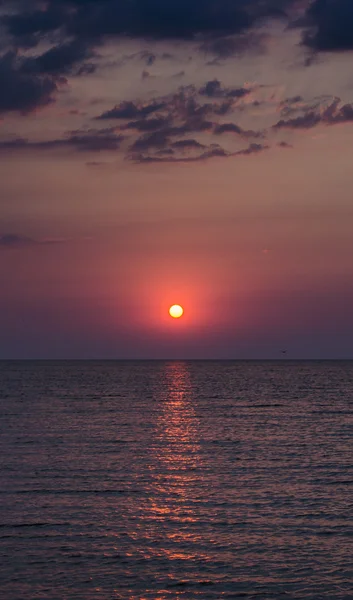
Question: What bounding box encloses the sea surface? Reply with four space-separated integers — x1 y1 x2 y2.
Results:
0 360 353 599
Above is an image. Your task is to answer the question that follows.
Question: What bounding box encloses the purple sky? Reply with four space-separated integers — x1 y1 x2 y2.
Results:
1 0 353 358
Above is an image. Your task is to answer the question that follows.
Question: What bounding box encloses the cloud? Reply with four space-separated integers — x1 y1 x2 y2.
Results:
172 139 206 149
278 95 304 117
67 129 124 151
303 0 353 51
0 234 35 247
0 234 65 248
214 122 244 134
3 5 67 45
131 145 230 164
3 1 251 42
97 100 167 120
2 1 295 52
274 111 321 129
122 117 171 132
130 140 268 164
277 141 293 148
129 131 170 152
0 52 57 114
22 40 93 75
0 129 124 152
200 31 268 58
273 97 353 129
97 83 255 139
214 121 263 139
199 79 249 99
234 142 268 156
0 77 267 162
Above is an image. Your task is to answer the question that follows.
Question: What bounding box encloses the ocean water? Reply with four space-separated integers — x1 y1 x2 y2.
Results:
0 360 353 600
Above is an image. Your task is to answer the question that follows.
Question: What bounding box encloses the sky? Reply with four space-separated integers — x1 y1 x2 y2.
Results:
1 0 353 359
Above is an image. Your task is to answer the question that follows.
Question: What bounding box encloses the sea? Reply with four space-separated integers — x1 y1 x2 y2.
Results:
0 360 352 599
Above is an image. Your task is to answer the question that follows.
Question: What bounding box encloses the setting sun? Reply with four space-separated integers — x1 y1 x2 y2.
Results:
169 304 184 319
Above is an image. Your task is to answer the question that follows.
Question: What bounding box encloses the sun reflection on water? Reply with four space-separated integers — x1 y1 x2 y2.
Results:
142 362 207 564
154 361 201 490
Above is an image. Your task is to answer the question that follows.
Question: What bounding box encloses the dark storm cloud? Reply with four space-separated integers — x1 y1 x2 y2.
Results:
3 5 67 43
200 31 268 58
2 0 294 49
0 52 57 114
22 40 92 75
3 1 251 41
303 0 353 51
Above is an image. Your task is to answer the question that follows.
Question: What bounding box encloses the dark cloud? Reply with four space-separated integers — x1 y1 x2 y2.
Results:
122 117 171 132
97 84 248 140
97 87 217 142
130 140 268 164
172 139 205 149
0 75 267 163
303 0 353 51
97 100 167 120
3 5 68 43
131 144 230 164
214 122 263 138
67 129 124 151
0 233 65 248
0 129 124 152
234 142 268 155
0 52 57 114
129 130 170 152
274 111 321 129
274 98 353 129
200 146 229 159
200 31 268 58
2 0 294 52
35 0 252 40
277 141 293 148
199 79 249 99
22 40 92 75
330 103 353 123
214 123 244 135
278 95 304 117
0 233 35 247
164 118 214 136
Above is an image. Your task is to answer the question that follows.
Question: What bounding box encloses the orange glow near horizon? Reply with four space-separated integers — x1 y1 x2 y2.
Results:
169 304 184 319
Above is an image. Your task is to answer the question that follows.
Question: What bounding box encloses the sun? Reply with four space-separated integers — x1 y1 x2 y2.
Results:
169 304 184 319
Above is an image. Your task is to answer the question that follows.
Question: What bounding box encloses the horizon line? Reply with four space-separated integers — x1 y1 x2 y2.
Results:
1 358 353 362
